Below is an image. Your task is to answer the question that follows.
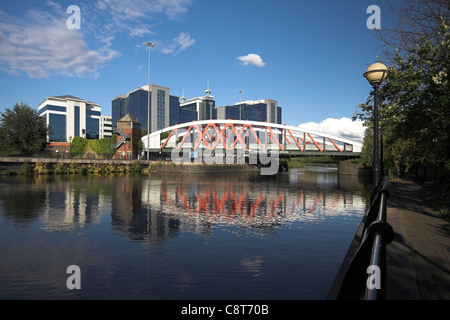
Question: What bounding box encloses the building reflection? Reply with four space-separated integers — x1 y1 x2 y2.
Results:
0 169 368 242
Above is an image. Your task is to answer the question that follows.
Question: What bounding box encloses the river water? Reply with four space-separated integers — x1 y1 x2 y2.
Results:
0 167 371 300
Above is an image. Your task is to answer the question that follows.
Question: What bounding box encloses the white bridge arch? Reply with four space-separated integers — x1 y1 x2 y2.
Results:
142 120 362 156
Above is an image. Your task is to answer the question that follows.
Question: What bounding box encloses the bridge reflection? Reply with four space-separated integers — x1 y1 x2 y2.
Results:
140 171 367 232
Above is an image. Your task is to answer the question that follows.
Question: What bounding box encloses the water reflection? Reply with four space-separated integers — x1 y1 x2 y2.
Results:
0 169 368 239
142 172 366 235
0 168 371 299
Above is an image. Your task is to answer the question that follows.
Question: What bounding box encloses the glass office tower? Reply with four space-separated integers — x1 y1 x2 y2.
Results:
112 85 179 133
216 99 282 124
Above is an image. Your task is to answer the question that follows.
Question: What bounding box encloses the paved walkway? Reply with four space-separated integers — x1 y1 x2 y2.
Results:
386 179 450 300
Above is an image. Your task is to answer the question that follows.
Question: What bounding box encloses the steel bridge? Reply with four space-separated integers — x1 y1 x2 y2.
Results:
142 120 362 158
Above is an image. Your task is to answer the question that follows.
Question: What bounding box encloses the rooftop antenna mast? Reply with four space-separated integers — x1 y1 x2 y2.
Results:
205 81 211 97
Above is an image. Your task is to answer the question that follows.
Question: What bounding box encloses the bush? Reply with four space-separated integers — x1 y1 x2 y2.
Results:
0 169 13 176
71 137 88 155
130 160 142 174
89 135 116 157
54 162 67 174
21 163 33 174
34 162 50 174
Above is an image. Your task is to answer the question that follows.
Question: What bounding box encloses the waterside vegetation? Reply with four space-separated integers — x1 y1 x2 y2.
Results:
1 161 147 176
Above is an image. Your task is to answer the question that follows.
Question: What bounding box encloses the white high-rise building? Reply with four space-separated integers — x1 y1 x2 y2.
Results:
38 95 101 142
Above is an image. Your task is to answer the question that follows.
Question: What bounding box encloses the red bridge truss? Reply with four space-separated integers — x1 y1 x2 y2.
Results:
143 120 362 156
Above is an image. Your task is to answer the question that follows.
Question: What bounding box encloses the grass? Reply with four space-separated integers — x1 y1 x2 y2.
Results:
285 156 339 168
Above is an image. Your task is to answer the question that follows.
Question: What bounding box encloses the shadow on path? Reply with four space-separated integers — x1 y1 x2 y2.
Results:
386 180 450 300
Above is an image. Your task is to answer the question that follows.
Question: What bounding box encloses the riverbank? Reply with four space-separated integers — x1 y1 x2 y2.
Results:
0 157 260 175
0 156 366 176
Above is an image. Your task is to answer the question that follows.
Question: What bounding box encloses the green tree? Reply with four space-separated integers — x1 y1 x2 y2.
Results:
0 102 48 156
70 136 88 155
355 8 449 176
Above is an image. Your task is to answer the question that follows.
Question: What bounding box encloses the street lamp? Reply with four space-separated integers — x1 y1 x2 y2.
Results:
238 90 243 120
145 42 155 161
364 62 388 188
69 136 72 159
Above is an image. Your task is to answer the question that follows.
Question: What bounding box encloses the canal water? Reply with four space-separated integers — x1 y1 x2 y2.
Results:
0 167 371 300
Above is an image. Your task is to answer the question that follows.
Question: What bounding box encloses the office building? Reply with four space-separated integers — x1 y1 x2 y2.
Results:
100 115 113 139
216 99 282 124
112 85 180 133
179 88 216 122
112 84 284 132
38 95 101 142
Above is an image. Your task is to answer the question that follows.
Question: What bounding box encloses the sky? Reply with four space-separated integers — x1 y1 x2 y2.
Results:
0 0 402 143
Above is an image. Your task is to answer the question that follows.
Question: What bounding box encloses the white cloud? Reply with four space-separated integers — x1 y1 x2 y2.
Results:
158 32 196 54
97 0 191 20
236 53 266 68
0 0 194 79
93 0 195 56
297 117 366 144
129 28 153 38
0 8 120 79
174 32 196 52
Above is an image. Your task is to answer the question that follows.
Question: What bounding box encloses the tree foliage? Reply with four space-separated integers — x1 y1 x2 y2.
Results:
0 102 48 156
355 1 449 179
88 135 116 156
70 136 88 155
70 135 116 156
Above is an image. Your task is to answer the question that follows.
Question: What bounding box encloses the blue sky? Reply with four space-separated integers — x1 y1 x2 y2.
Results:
0 0 401 141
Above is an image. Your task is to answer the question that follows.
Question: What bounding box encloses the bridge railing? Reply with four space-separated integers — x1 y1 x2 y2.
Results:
329 176 394 300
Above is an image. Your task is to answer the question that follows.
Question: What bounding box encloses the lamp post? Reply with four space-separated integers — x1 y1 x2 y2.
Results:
238 90 243 120
69 136 72 159
145 42 155 161
364 62 388 188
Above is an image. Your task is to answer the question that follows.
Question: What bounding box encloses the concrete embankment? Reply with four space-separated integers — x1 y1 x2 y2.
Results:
338 160 371 176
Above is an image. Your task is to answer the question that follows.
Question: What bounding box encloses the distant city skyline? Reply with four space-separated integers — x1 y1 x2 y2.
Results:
0 0 401 143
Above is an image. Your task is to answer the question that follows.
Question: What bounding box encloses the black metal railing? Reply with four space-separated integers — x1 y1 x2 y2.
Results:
335 176 394 300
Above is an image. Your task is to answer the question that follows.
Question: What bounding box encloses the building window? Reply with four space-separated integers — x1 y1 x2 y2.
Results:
157 89 165 130
74 106 80 137
39 105 66 115
270 102 276 123
86 117 99 139
49 113 66 142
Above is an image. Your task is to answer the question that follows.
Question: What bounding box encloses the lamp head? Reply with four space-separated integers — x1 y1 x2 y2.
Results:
364 62 388 86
